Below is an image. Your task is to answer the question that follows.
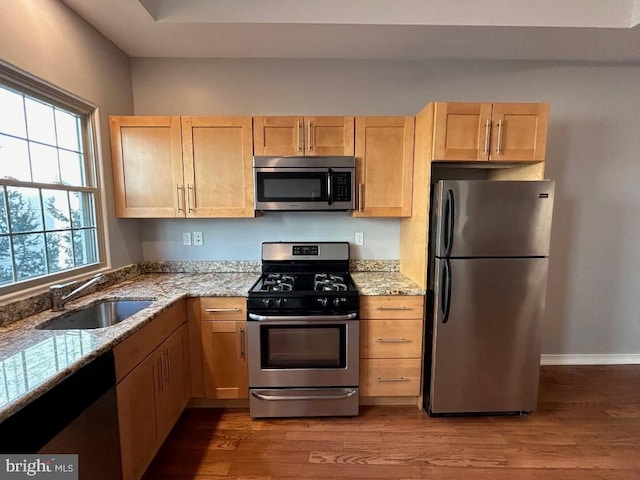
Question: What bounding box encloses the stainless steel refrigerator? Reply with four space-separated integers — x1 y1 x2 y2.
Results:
425 180 555 415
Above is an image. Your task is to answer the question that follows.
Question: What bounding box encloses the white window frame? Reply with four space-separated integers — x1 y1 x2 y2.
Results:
0 62 108 300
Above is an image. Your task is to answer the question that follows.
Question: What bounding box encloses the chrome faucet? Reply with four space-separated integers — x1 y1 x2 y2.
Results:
50 273 107 312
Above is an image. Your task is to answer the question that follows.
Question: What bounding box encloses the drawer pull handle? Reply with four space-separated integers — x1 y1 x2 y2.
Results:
205 308 241 313
376 306 411 311
376 338 411 344
376 377 409 383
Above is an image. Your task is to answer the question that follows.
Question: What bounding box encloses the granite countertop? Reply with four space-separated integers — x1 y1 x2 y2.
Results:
0 270 424 423
352 272 426 296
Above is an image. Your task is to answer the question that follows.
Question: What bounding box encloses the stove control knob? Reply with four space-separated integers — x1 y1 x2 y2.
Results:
262 298 272 307
317 297 328 307
332 297 342 307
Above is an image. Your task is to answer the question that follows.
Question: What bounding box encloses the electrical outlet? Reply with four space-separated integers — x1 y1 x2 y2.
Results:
355 232 364 246
182 232 192 246
193 231 203 246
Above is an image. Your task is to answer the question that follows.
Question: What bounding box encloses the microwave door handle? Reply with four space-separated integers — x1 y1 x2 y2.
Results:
327 169 333 205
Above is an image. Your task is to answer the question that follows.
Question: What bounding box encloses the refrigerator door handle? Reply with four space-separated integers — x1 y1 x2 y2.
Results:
443 189 455 257
441 258 452 324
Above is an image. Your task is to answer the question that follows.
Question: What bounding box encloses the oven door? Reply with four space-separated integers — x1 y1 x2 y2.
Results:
254 167 354 211
247 315 359 388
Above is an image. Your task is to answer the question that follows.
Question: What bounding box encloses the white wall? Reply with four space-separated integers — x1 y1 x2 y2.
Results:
0 0 141 268
140 213 398 261
132 58 640 357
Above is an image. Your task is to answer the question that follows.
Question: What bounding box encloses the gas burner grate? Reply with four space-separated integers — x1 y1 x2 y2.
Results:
314 273 348 292
260 273 296 292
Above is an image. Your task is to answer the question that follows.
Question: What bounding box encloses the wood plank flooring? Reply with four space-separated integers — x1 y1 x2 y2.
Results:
143 365 640 479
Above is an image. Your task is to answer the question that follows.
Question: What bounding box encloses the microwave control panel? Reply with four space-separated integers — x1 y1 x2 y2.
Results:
333 173 352 201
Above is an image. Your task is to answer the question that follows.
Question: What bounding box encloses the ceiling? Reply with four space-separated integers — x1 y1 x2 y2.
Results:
61 0 640 62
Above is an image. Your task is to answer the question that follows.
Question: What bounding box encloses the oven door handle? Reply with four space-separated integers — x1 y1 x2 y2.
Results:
251 389 358 401
248 313 358 321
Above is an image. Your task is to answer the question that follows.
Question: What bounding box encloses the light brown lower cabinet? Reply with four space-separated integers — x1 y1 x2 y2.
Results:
359 296 425 398
199 297 248 399
115 302 190 480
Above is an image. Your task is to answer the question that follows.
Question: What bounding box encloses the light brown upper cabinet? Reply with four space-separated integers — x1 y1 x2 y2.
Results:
353 116 415 217
253 116 355 156
181 116 254 217
432 102 549 162
110 115 254 218
110 116 183 218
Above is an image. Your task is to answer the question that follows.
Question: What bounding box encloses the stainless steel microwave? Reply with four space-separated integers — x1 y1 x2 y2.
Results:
253 156 356 211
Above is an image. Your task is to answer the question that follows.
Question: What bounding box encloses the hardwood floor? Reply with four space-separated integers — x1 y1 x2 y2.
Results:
144 365 640 479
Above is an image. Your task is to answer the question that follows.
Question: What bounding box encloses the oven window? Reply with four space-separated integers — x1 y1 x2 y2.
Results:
261 325 346 369
257 172 327 202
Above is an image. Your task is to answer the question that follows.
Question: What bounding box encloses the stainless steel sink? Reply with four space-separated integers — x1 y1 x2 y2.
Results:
38 300 154 330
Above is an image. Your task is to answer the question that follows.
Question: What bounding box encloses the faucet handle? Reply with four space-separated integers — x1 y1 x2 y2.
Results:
94 273 107 284
50 280 77 291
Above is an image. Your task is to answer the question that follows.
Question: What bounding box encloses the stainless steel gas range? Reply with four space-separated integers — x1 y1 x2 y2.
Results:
246 242 359 418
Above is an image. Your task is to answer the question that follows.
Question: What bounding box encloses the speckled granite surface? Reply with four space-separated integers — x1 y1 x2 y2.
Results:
0 272 257 422
140 259 399 273
352 272 426 296
0 265 423 423
141 260 261 273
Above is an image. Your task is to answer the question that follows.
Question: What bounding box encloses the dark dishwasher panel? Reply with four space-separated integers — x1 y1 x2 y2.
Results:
0 351 122 479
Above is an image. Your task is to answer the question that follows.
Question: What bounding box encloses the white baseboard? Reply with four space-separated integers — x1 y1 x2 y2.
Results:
541 354 640 365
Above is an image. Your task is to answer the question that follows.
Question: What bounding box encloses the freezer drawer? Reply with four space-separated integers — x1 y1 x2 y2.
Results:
432 180 555 258
429 257 549 414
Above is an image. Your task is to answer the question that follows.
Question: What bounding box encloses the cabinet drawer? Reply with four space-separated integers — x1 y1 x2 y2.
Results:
360 296 424 319
200 297 246 321
361 319 423 358
360 359 422 397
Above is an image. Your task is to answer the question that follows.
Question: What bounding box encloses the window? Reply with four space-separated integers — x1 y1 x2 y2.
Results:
0 67 105 294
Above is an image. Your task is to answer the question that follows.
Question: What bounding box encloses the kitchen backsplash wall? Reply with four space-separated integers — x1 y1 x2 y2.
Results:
139 213 400 261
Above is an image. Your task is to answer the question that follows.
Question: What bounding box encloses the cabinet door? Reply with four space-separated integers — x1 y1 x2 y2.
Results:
110 116 184 218
156 324 191 443
306 116 355 156
489 103 549 162
253 116 303 156
253 116 355 156
116 353 160 480
432 102 493 162
353 116 414 217
182 116 255 217
202 320 248 399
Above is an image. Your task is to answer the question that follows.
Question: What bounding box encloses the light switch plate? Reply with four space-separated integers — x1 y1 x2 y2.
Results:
193 231 203 246
355 232 364 246
182 232 192 246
